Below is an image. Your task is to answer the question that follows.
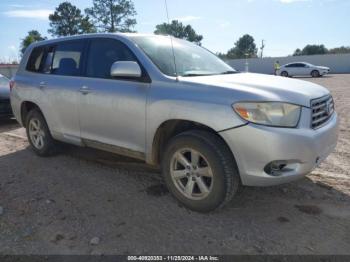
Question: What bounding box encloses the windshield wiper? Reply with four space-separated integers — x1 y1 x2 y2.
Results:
220 70 237 75
182 71 237 77
182 73 215 77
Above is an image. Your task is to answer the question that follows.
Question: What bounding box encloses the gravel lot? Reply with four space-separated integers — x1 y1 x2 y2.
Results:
0 74 349 255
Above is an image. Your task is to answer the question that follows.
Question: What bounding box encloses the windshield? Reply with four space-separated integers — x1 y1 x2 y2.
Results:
130 35 235 77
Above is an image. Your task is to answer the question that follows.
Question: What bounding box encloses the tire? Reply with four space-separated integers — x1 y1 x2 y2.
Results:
161 130 240 212
281 71 289 77
311 70 320 78
26 109 58 157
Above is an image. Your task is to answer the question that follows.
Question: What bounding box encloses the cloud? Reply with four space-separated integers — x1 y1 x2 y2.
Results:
175 16 201 22
8 4 27 8
3 9 52 20
279 0 310 3
219 21 231 28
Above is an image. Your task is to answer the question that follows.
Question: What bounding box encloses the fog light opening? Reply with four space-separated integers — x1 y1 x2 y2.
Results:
264 160 289 176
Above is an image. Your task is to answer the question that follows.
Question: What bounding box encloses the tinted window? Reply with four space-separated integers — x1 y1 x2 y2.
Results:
52 41 84 76
41 46 55 74
26 46 45 72
286 63 305 68
86 38 137 79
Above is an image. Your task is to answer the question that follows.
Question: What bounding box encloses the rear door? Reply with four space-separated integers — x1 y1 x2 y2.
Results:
78 38 149 156
36 40 87 143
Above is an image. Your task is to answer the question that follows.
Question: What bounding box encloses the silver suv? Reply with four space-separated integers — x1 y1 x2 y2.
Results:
11 34 338 212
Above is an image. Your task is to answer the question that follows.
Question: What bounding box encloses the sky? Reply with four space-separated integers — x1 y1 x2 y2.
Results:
0 0 349 62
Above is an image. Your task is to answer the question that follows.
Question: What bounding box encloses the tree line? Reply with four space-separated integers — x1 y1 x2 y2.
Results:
293 45 350 56
19 0 350 59
20 0 203 55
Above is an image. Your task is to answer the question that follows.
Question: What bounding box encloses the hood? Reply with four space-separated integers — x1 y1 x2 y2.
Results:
316 66 330 70
179 73 330 107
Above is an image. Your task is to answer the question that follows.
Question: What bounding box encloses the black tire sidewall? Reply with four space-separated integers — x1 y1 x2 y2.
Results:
281 71 288 77
162 133 231 212
312 70 320 77
26 110 56 156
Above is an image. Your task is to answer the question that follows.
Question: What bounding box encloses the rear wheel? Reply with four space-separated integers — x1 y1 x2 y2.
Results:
311 70 320 77
281 71 289 77
26 109 58 157
162 130 240 212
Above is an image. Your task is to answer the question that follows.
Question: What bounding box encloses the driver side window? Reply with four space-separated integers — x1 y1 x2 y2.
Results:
86 38 138 79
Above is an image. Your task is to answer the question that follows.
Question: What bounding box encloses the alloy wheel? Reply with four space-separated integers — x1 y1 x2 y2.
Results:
28 118 45 150
170 148 213 200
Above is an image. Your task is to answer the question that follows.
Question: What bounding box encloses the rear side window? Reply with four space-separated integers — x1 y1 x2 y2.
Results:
86 38 137 79
26 46 45 72
42 46 55 74
52 41 85 76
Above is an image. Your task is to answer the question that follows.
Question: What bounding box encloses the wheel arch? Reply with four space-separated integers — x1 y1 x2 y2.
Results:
20 101 43 127
311 69 320 77
149 119 236 167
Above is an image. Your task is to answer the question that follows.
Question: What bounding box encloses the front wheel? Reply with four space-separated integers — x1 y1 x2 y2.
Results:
26 109 59 157
311 70 320 77
162 130 240 212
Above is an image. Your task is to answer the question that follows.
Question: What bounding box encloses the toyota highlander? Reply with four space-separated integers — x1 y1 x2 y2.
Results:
10 34 338 212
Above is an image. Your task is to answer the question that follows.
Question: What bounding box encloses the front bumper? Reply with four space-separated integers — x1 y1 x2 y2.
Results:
220 108 339 186
320 70 330 75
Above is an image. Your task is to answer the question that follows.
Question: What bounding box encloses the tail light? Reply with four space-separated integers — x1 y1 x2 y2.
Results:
9 80 15 91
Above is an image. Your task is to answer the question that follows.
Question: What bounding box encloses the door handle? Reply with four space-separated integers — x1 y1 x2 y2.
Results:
39 81 46 89
79 86 92 95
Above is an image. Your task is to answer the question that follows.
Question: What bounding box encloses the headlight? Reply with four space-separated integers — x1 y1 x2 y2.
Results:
233 102 301 127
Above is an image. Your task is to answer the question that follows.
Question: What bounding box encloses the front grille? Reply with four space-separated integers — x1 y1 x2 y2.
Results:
311 95 334 129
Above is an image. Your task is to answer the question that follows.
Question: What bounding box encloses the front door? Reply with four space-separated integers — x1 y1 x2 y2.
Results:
294 63 307 76
78 38 149 156
286 63 298 76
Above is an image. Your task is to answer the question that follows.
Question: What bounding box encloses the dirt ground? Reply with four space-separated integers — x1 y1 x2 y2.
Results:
0 74 349 255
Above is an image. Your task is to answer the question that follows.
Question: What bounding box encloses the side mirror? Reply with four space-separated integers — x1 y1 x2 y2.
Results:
110 61 142 78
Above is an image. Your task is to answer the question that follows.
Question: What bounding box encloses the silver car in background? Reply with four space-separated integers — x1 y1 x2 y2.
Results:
0 74 13 118
10 34 338 212
278 62 330 77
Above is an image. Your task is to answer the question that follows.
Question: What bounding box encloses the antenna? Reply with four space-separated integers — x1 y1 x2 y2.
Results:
164 0 178 80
